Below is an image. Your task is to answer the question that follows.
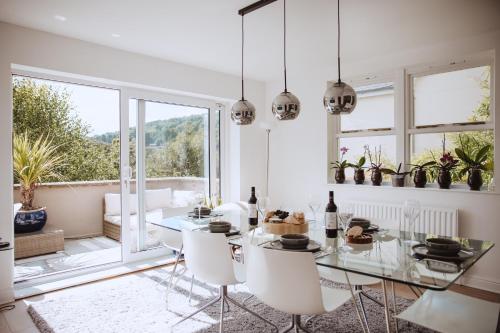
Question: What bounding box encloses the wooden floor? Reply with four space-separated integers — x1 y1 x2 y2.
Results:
1 262 499 333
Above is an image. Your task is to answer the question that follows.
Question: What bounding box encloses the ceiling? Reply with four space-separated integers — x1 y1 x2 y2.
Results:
1 0 499 82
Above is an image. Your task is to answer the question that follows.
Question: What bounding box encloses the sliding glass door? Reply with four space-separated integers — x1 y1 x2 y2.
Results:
120 91 222 259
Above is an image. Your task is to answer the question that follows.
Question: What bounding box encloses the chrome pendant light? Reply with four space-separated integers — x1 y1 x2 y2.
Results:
323 0 357 115
272 0 300 120
231 15 256 125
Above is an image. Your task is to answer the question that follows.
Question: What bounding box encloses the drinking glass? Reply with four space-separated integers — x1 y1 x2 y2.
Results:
194 192 205 219
403 200 421 245
337 212 353 252
256 190 269 222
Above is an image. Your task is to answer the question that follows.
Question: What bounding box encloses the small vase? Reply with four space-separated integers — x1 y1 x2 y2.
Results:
438 169 452 189
413 169 427 188
467 168 483 191
391 174 406 187
371 169 382 186
354 169 365 185
335 168 346 184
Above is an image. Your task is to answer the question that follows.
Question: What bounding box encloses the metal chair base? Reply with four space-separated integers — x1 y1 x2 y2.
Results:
281 315 313 333
172 286 278 333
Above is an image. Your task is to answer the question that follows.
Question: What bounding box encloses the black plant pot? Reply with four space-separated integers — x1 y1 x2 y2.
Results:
413 169 427 188
14 207 47 233
354 169 365 185
467 168 483 191
335 168 346 184
371 169 382 186
438 169 452 189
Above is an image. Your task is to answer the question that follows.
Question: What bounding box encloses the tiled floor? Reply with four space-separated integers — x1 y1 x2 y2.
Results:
15 236 121 282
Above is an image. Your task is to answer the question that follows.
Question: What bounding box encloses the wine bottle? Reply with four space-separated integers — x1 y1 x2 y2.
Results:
248 186 258 226
325 190 338 238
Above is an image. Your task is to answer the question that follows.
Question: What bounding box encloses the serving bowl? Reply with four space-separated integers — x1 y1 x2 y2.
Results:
208 221 232 233
349 217 371 229
280 234 309 249
425 238 461 256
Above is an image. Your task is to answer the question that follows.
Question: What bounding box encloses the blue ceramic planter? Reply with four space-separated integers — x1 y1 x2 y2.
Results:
14 207 47 233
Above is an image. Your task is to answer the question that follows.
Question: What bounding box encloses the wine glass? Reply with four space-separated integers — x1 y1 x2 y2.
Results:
256 191 269 222
338 206 354 252
194 192 205 219
403 200 421 245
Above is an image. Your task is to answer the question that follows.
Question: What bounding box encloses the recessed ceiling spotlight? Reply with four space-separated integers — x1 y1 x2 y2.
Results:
54 15 67 22
111 33 121 38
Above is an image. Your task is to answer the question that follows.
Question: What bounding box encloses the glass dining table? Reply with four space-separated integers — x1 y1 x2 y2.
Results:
152 212 495 333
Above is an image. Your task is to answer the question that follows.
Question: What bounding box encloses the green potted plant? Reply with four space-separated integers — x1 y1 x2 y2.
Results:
408 161 436 188
330 146 349 183
347 155 366 185
381 163 410 187
454 136 491 191
13 132 64 233
364 145 383 186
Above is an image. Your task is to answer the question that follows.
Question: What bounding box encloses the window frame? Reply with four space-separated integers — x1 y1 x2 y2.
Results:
328 52 496 191
329 70 403 182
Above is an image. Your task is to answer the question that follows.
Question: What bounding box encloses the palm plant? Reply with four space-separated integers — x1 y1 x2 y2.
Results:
13 132 64 210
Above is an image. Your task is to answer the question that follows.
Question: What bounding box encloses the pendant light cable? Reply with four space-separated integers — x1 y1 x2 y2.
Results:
241 15 245 100
337 0 341 83
283 0 287 92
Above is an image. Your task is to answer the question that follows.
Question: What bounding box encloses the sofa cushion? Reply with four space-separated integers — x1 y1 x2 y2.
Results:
145 188 172 211
104 193 138 216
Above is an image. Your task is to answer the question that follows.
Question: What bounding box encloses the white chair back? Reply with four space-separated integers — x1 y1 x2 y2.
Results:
181 229 237 286
246 244 326 315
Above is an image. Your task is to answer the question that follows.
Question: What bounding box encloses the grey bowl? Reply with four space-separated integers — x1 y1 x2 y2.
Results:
280 234 309 249
208 221 231 233
425 238 461 256
194 207 212 215
349 218 371 229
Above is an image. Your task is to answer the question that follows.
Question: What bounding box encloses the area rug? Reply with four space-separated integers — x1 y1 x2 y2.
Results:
27 266 433 332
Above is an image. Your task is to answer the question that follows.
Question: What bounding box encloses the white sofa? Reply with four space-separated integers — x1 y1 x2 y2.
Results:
103 188 197 249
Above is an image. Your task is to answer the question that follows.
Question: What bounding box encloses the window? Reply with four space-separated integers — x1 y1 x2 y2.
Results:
409 64 493 186
333 80 397 180
329 56 495 190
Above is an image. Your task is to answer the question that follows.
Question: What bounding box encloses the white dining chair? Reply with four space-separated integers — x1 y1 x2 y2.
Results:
157 228 195 307
246 244 366 333
395 289 500 333
317 266 381 329
173 229 278 333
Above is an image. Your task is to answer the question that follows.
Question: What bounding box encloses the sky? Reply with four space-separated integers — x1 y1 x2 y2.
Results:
17 77 207 136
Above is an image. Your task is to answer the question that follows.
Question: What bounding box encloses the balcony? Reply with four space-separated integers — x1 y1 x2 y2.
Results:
13 177 206 281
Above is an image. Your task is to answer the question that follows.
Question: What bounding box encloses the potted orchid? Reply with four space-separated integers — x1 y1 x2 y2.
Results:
365 145 383 186
381 162 411 187
431 136 459 189
331 146 349 183
348 155 367 185
455 135 491 191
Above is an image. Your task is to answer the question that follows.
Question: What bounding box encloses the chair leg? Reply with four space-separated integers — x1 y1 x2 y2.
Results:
242 294 254 305
360 290 385 307
219 292 224 333
225 295 279 332
294 315 313 333
280 315 295 333
188 274 194 305
172 295 221 328
358 294 371 333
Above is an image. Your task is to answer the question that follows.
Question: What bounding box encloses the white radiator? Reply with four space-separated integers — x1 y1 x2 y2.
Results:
339 200 458 237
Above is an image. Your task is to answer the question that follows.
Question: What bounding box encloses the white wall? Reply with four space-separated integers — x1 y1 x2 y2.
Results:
264 29 500 292
0 22 267 304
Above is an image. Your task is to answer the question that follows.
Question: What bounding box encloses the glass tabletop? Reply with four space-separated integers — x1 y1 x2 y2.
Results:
153 212 495 291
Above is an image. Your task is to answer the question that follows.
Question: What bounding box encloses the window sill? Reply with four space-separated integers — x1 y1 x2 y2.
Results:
328 181 499 195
